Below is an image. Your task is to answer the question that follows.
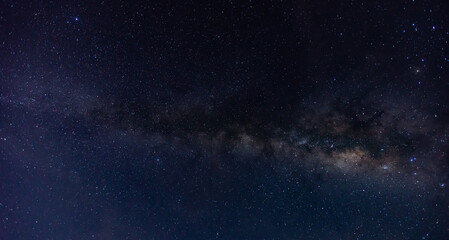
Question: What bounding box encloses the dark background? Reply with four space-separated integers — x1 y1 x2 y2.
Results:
1 0 449 239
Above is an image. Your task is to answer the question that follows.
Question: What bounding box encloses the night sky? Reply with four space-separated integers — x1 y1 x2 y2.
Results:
1 0 449 239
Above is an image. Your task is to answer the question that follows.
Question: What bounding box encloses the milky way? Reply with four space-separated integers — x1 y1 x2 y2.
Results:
1 1 449 239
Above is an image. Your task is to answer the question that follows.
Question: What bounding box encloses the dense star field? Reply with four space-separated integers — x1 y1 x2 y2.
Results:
1 0 449 239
